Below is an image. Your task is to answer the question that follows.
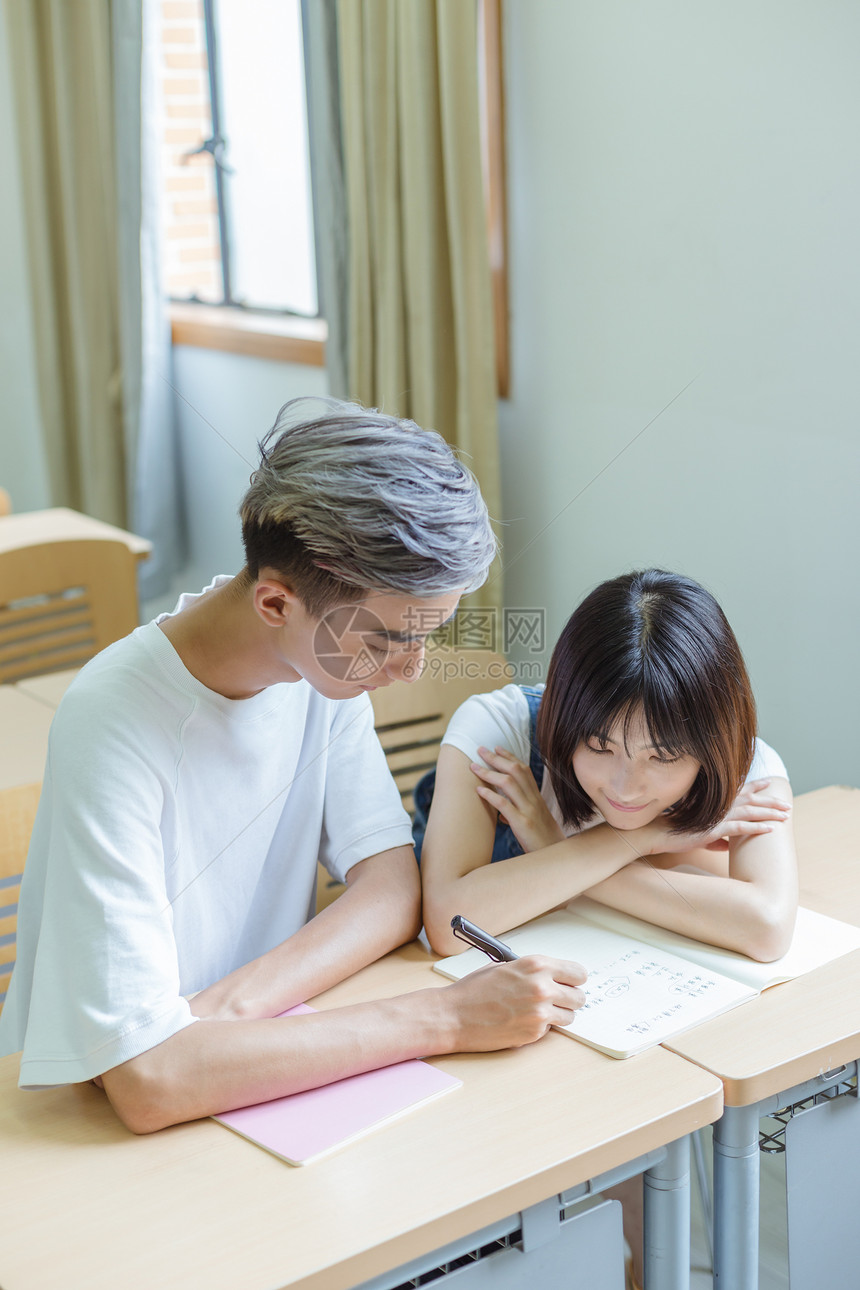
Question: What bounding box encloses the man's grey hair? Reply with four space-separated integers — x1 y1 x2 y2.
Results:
240 397 497 603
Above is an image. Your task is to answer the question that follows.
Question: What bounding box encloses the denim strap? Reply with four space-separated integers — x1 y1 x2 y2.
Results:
412 684 545 864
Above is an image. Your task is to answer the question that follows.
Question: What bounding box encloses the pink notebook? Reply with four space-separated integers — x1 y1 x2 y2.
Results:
212 1005 462 1165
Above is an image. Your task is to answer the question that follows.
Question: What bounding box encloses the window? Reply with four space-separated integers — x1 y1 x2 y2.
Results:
159 0 507 386
159 0 316 316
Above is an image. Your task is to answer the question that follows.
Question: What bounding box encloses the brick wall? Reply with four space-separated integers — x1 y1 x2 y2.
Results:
159 0 222 301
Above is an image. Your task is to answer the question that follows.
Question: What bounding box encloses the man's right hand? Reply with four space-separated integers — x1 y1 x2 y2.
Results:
443 955 587 1051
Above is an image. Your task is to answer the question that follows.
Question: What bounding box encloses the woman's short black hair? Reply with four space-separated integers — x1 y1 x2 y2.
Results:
536 569 757 834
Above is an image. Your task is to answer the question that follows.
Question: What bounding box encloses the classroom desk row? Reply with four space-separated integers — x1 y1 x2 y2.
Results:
0 666 718 1289
668 783 860 1289
0 952 722 1290
0 505 152 561
0 669 78 791
1 666 858 1288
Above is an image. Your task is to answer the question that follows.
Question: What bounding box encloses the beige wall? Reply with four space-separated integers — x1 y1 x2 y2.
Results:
161 344 328 610
497 0 860 792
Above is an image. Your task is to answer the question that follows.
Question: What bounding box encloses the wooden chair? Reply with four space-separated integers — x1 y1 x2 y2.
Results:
0 538 139 684
316 649 513 911
368 649 513 814
0 783 41 1014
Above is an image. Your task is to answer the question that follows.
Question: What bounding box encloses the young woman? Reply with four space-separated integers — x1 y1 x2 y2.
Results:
420 568 797 963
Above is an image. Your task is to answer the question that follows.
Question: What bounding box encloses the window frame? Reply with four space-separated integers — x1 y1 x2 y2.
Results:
170 0 508 393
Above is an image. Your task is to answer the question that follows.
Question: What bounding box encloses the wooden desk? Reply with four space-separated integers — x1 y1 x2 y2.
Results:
0 686 57 790
0 946 723 1290
0 671 77 792
664 786 860 1288
14 668 79 711
0 507 151 561
666 786 860 1101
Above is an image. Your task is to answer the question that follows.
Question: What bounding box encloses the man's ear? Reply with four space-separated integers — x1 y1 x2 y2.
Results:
252 572 304 628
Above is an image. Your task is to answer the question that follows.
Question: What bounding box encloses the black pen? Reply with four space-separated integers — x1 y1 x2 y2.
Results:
450 915 519 963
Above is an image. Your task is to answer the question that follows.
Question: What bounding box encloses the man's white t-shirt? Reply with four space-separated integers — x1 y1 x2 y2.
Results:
441 683 789 836
0 582 414 1088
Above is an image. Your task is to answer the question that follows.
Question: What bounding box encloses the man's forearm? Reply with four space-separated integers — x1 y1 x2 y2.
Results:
104 988 454 1134
103 950 589 1134
190 848 421 1020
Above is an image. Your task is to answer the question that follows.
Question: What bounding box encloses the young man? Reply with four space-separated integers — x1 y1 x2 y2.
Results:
0 398 586 1133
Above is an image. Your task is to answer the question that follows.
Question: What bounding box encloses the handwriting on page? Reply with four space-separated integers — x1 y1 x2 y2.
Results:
492 911 757 1055
578 948 724 1038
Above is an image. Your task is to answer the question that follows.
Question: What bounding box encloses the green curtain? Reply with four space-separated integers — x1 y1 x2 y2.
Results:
5 0 127 527
336 0 502 611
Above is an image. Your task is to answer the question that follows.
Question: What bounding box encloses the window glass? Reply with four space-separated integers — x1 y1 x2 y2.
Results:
159 0 317 316
215 0 317 315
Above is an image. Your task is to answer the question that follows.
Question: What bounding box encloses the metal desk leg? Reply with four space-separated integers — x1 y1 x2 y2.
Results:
713 1104 760 1289
643 1135 691 1290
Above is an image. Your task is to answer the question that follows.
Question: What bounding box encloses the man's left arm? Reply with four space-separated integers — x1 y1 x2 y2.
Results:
189 846 421 1020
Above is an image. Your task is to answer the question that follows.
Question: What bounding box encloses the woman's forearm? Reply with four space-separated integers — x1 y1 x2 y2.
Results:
586 776 797 961
584 863 761 955
585 834 797 960
423 822 658 955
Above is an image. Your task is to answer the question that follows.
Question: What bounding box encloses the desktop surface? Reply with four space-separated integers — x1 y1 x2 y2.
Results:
665 785 860 1104
0 944 722 1290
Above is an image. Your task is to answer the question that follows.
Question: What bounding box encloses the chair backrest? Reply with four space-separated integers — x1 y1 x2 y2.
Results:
0 538 139 684
314 649 515 912
0 783 41 1014
369 649 514 814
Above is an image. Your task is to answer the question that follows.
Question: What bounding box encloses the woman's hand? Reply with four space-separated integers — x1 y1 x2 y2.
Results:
646 778 792 856
470 745 566 853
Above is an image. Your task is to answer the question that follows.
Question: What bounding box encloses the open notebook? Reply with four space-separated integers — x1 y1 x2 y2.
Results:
434 897 860 1059
213 1005 461 1165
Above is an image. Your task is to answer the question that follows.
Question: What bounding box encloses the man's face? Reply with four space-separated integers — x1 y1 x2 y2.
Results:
286 588 462 700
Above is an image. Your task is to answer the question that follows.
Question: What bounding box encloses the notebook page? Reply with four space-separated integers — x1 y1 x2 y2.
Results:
569 898 860 990
434 914 756 1057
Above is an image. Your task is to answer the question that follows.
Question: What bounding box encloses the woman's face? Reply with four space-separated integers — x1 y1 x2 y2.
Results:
571 707 701 830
